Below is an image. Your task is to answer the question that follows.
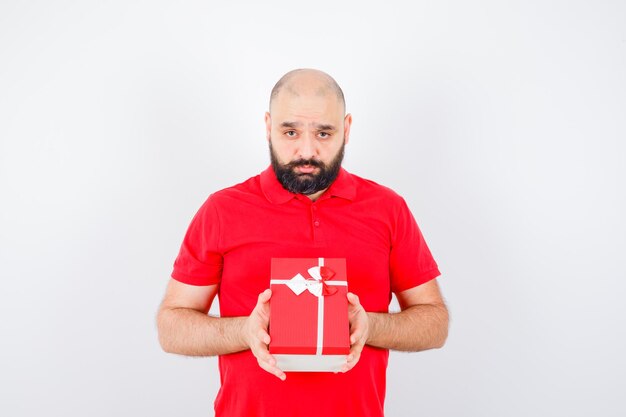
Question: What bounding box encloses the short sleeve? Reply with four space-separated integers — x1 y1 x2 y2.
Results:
389 197 441 293
171 195 223 286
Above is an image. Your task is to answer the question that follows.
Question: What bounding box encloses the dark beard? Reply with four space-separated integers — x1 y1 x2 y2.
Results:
269 140 345 195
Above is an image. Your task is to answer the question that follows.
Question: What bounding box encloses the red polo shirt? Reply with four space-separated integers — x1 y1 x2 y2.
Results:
171 165 441 417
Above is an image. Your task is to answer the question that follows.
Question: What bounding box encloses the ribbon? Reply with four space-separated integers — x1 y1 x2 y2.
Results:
286 265 338 297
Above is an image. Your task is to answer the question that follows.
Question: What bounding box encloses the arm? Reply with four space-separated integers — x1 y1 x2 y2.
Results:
342 278 449 372
156 278 286 380
368 278 449 350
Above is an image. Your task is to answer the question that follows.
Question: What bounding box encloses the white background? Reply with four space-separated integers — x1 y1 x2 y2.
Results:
1 1 625 416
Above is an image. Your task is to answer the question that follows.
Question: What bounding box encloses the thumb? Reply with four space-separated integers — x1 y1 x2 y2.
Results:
347 292 360 306
258 288 272 305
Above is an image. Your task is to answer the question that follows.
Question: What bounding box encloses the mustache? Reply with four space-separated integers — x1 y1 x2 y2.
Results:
285 158 325 169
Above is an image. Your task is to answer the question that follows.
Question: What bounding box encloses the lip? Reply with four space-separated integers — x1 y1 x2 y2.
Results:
296 165 318 174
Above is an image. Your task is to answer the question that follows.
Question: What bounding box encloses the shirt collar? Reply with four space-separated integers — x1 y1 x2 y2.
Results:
260 164 356 204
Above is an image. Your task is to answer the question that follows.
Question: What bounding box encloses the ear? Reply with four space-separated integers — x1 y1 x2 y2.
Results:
343 113 352 145
264 112 272 142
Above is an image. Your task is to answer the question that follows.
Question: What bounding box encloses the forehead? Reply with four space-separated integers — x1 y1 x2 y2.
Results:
271 90 343 125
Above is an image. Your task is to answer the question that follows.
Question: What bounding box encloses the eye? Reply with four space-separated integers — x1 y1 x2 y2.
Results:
318 132 331 139
285 130 297 137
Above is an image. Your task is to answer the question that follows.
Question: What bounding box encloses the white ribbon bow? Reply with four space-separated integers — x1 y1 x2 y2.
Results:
285 266 325 297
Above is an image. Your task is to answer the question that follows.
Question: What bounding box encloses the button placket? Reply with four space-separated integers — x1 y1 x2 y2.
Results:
309 202 325 246
311 204 320 227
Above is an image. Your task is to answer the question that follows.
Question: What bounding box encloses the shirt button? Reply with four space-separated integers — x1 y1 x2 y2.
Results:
314 220 320 227
312 206 318 211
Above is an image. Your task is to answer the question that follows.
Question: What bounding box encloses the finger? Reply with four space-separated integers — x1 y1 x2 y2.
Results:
256 357 286 380
251 339 276 365
349 340 364 359
250 339 286 381
255 289 273 319
349 319 368 344
257 328 271 345
350 328 362 345
341 350 361 373
256 351 277 368
342 342 365 372
341 360 355 373
253 350 286 380
259 363 287 381
258 288 272 305
347 292 360 306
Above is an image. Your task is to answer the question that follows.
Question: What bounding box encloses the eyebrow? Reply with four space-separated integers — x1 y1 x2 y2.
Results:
315 123 337 131
280 121 337 131
280 121 301 129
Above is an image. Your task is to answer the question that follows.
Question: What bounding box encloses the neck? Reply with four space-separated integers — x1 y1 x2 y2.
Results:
305 187 328 201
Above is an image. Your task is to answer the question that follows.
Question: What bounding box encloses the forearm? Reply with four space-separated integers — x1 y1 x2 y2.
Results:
366 303 449 351
157 307 248 356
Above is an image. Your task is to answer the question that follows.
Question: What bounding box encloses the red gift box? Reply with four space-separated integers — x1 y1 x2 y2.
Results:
269 257 350 372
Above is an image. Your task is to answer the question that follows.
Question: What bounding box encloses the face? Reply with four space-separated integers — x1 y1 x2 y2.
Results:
265 86 352 196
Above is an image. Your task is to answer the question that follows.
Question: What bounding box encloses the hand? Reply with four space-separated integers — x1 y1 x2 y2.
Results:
242 289 286 381
342 292 369 373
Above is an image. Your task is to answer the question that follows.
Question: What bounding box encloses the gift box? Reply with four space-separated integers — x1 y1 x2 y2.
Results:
269 257 350 372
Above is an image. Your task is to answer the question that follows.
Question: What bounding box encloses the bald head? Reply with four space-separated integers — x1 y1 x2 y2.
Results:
269 68 345 114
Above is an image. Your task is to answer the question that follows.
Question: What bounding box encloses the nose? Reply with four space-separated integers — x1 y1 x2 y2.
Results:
297 132 317 160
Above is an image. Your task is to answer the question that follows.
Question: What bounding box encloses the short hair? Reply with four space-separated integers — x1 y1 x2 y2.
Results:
269 69 345 112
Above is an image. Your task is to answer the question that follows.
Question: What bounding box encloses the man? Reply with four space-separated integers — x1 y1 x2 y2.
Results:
157 68 448 417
